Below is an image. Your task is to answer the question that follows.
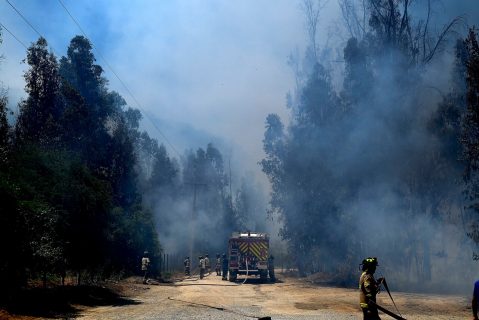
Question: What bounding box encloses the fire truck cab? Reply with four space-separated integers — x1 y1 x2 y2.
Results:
228 231 270 282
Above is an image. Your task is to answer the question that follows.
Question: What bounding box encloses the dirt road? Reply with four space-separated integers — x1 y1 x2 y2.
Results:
77 272 471 320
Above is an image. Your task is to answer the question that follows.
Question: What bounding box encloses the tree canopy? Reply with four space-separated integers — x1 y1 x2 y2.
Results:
261 0 475 290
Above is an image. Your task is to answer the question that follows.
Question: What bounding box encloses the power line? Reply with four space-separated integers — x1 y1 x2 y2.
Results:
5 0 42 39
56 0 89 40
56 0 182 158
4 0 61 58
0 21 28 49
4 0 182 158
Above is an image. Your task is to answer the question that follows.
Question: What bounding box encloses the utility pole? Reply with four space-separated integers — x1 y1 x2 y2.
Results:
229 157 233 210
185 181 206 265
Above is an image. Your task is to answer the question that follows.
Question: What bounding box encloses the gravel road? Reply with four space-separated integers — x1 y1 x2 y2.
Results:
76 272 471 320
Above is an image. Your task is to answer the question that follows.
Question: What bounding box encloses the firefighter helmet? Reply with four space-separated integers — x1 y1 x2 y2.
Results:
361 257 378 271
363 257 378 265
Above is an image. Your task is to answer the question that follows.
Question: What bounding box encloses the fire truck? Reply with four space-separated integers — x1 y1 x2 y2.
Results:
228 232 271 282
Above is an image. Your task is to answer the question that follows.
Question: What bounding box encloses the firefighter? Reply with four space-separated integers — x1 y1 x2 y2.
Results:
222 253 229 280
472 278 479 320
184 256 191 276
141 251 151 284
199 256 205 279
268 254 276 282
359 257 384 320
215 253 221 276
205 254 210 274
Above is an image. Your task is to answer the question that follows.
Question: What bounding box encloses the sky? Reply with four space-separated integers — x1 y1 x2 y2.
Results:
0 0 478 188
0 0 317 187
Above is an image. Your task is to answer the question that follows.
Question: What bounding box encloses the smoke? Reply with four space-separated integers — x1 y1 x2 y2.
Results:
341 44 474 293
265 0 479 294
346 54 475 292
140 143 271 269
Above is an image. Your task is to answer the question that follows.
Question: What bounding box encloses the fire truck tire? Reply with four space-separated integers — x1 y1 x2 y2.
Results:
229 271 237 282
260 271 268 282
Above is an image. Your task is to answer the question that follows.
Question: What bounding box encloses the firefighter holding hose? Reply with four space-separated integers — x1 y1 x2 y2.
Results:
359 257 384 320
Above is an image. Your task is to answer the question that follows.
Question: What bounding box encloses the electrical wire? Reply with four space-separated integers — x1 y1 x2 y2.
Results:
56 0 181 158
2 0 65 72
5 0 42 39
0 21 28 49
4 0 182 158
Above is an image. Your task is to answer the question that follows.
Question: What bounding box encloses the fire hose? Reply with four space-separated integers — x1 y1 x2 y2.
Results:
171 266 236 286
369 300 406 320
173 263 213 283
241 257 250 285
167 297 271 319
373 277 406 320
172 266 200 282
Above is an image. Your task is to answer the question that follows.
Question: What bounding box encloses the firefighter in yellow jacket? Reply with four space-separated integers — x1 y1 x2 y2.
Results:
359 257 384 320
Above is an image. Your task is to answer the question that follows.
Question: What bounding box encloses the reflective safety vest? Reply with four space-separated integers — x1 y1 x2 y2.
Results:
359 271 379 309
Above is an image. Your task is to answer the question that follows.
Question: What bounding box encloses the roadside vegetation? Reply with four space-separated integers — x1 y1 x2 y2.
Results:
261 0 479 291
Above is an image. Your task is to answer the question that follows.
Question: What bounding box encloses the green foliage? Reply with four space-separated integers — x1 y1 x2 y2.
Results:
462 29 479 250
0 93 8 149
462 29 479 183
233 175 267 232
0 35 163 291
15 37 62 145
262 62 349 274
150 144 177 191
261 2 470 283
3 35 250 286
59 36 107 115
0 173 29 292
181 144 234 250
429 40 467 165
342 37 373 111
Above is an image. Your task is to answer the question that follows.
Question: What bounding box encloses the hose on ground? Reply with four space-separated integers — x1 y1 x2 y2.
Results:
167 296 271 319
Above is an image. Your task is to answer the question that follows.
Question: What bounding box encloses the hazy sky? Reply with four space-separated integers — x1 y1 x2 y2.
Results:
0 0 317 182
0 0 477 186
